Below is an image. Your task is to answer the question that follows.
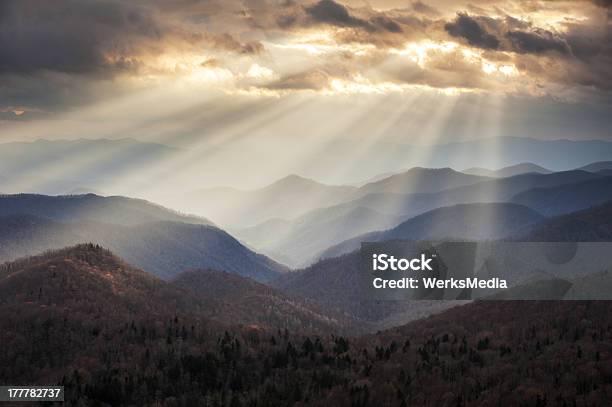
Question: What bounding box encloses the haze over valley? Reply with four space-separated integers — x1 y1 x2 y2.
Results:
2 138 612 329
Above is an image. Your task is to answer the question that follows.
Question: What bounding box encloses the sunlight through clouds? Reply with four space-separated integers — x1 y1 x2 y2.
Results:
0 0 609 197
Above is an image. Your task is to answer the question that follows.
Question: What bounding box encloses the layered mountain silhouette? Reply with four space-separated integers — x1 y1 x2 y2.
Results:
0 215 284 282
407 170 603 211
233 168 491 265
463 162 552 177
575 161 612 172
321 202 545 260
518 200 612 241
235 205 403 268
381 202 543 240
0 193 213 226
357 167 487 195
176 168 489 228
239 170 602 266
510 177 612 216
175 174 358 227
0 195 285 282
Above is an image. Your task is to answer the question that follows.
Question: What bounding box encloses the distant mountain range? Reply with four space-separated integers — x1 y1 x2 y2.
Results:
0 195 285 282
237 169 606 266
234 205 403 268
463 161 612 178
357 167 487 195
0 193 212 226
231 168 491 266
463 162 552 177
518 201 612 241
1 138 611 324
575 161 612 172
173 174 358 228
158 140 612 227
415 136 612 171
510 177 612 216
321 202 544 260
2 136 612 197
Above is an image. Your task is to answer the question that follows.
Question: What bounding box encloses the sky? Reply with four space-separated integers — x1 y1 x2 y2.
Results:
0 0 610 188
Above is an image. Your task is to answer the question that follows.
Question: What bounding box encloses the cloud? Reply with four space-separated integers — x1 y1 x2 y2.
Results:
592 0 612 7
0 0 159 75
507 29 570 55
0 0 610 111
0 0 265 77
0 0 270 111
411 1 440 16
266 69 332 90
444 13 500 49
305 0 370 29
280 0 405 36
207 34 265 55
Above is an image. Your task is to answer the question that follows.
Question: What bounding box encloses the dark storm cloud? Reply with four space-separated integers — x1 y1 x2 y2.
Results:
0 0 264 77
592 0 612 7
371 16 403 33
444 13 500 49
0 0 267 112
0 0 160 75
305 0 370 29
446 13 570 55
0 0 610 110
507 29 570 55
281 0 404 34
440 10 610 91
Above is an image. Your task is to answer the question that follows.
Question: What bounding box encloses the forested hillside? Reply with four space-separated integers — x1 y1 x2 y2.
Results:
1 246 611 406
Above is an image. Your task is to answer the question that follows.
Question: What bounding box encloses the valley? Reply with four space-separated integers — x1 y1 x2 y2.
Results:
1 138 612 406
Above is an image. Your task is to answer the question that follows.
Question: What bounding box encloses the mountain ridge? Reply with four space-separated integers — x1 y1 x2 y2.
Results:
463 162 552 177
0 212 286 282
0 193 213 226
320 202 544 260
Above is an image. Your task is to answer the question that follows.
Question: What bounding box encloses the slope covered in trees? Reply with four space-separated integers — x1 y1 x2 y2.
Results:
1 246 611 406
173 269 356 335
